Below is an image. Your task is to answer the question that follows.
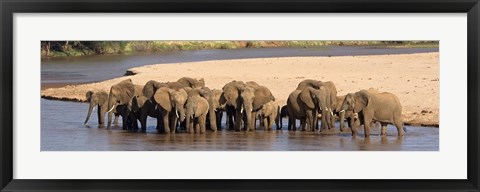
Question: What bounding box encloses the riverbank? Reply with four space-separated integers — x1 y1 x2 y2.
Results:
41 52 439 126
41 41 438 59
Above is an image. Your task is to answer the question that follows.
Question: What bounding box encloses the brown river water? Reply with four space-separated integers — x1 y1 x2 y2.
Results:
41 47 439 151
41 99 438 151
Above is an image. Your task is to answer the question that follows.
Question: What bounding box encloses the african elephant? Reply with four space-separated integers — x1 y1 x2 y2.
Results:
258 101 280 131
222 80 246 131
153 87 188 133
240 82 276 131
84 90 119 126
287 86 329 132
340 90 406 137
106 79 143 129
295 79 337 131
177 77 205 88
198 87 224 131
129 95 160 131
185 88 210 133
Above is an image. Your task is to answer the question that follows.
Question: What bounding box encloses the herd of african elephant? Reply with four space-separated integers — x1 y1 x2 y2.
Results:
84 77 406 137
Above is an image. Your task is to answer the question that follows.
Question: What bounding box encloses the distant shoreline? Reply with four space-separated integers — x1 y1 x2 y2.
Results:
41 53 439 126
41 41 439 59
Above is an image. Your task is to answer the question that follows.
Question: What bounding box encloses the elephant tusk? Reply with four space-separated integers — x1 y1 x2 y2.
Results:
330 109 334 116
175 110 179 118
214 109 218 112
107 104 116 113
339 110 345 113
240 108 244 113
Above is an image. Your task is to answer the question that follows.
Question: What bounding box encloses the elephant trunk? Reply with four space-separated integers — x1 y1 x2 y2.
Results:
84 102 95 125
245 106 253 131
186 108 193 133
107 95 116 128
208 106 217 131
178 106 186 123
339 110 346 132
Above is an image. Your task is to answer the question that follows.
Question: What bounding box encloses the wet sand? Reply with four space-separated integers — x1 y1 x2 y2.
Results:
41 52 439 126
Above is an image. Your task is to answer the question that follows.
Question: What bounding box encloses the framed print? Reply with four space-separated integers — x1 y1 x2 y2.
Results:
1 0 479 191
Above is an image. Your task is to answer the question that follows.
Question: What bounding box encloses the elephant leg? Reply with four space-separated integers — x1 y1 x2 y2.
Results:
227 108 235 130
380 122 388 136
129 112 138 130
320 110 327 131
288 116 294 131
107 112 113 129
234 109 242 132
122 115 128 130
216 111 223 130
394 118 404 137
194 118 200 133
162 113 170 134
305 111 313 132
363 118 372 138
97 106 104 125
200 115 207 134
189 117 195 133
170 115 178 134
300 118 306 131
268 115 274 131
249 112 257 131
313 111 318 132
263 116 269 131
156 111 163 131
330 111 336 130
279 117 283 130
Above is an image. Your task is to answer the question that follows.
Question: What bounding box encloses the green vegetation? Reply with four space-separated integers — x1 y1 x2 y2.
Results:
41 41 438 58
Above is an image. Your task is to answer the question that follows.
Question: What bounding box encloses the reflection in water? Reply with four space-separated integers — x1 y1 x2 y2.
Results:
41 99 438 151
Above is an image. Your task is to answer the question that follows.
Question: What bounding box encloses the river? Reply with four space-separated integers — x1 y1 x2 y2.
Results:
41 47 439 151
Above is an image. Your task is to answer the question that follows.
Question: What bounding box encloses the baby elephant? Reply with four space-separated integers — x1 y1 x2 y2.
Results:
185 88 210 134
258 101 280 131
340 90 406 137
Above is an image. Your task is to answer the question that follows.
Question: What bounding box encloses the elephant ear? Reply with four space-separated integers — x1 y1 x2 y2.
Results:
300 88 315 109
85 91 93 101
143 81 154 99
354 90 370 113
154 88 172 111
252 86 274 110
136 96 147 108
219 92 227 106
116 80 135 104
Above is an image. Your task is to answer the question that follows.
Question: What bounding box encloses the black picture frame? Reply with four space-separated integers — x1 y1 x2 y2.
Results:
1 0 479 191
